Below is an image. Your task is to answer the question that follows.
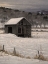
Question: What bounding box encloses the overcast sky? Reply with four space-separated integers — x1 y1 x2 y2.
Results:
0 0 48 10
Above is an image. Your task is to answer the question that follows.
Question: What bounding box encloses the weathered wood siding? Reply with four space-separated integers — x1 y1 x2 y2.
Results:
5 18 31 37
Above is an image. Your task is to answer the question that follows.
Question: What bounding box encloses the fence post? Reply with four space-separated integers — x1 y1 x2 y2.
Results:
13 47 16 55
3 45 4 51
38 50 40 59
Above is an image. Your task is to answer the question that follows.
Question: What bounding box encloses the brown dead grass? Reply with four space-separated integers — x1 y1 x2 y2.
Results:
26 56 31 59
13 52 25 58
34 54 48 61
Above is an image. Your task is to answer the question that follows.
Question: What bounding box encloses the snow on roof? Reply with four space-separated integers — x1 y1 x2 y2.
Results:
5 17 24 25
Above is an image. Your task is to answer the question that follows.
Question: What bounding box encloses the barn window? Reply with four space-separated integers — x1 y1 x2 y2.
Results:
21 21 23 25
18 27 21 33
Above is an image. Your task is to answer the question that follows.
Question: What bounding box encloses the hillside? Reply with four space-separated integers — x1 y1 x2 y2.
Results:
0 7 48 28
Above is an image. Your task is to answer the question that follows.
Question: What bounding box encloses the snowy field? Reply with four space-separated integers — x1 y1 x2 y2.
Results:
0 30 48 64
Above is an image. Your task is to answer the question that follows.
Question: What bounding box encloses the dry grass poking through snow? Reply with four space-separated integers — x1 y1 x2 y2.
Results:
4 50 48 61
34 53 48 61
0 45 31 59
0 44 48 60
12 51 25 58
0 47 48 61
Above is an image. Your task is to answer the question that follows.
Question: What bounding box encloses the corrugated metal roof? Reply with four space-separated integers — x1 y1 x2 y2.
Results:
5 17 24 25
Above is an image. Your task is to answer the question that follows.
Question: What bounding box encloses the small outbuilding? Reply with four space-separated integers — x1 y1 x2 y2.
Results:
5 17 31 37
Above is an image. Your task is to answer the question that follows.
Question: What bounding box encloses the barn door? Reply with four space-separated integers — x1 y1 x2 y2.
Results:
8 27 12 33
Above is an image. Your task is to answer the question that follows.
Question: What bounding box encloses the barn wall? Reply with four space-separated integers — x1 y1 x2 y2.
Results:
5 25 17 35
16 25 27 36
17 18 31 25
26 25 31 37
17 19 31 37
5 25 8 33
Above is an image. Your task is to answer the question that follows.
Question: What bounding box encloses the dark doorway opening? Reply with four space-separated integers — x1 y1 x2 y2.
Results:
8 27 12 33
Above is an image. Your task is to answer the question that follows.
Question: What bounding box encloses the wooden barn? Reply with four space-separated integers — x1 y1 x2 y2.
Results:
5 17 31 37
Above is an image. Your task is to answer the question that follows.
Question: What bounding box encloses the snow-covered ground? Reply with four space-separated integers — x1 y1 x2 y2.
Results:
0 31 48 64
0 32 48 57
1 55 48 64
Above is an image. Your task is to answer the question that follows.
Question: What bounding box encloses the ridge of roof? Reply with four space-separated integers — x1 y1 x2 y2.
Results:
5 17 24 25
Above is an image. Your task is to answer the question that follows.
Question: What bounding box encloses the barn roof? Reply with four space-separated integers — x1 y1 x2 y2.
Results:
5 17 31 25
